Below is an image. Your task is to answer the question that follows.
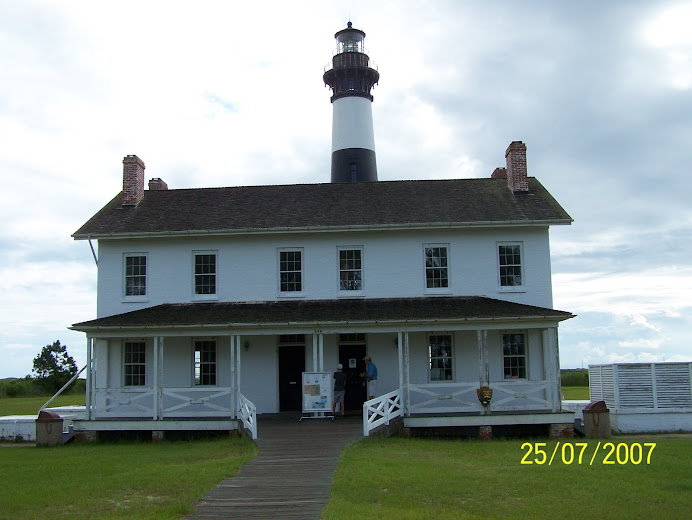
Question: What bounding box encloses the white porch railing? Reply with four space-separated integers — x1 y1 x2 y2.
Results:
363 389 404 437
162 387 233 417
408 380 552 415
93 387 235 418
238 393 257 440
491 380 551 410
409 382 479 414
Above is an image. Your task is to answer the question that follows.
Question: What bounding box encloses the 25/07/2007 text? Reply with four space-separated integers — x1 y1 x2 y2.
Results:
520 442 656 465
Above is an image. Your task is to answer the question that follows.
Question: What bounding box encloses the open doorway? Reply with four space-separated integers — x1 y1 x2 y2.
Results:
338 334 367 411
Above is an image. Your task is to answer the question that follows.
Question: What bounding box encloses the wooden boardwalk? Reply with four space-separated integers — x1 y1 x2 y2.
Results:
185 414 363 519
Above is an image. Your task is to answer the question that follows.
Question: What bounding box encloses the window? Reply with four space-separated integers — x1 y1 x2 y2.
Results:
350 163 358 182
194 340 217 386
124 255 147 297
424 245 449 289
124 341 146 386
194 252 217 296
429 335 453 381
339 248 362 292
498 244 523 287
503 333 526 379
279 249 302 293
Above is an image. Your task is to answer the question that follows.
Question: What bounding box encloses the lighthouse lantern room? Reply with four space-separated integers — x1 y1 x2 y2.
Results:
324 22 380 183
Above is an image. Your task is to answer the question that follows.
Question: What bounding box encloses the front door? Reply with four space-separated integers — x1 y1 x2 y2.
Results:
338 343 367 411
279 345 305 411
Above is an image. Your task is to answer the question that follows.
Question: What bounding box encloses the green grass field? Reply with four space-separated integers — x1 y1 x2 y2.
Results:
0 394 85 417
1 434 689 519
561 385 589 400
0 438 257 520
323 437 692 520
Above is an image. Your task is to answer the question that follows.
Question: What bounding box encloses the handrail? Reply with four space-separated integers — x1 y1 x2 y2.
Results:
238 392 257 440
39 365 87 412
363 388 404 437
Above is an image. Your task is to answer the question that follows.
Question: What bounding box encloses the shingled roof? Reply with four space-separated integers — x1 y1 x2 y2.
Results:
72 177 571 238
71 296 574 332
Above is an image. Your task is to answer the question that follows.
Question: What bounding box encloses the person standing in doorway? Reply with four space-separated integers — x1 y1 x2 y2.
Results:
333 363 347 416
360 355 378 400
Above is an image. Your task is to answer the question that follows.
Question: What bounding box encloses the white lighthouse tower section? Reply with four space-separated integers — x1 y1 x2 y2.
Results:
331 96 376 153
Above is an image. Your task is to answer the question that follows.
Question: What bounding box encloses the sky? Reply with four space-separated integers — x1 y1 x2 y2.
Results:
1 0 690 378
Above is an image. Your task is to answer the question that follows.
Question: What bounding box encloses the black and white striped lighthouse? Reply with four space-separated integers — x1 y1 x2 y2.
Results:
323 22 379 183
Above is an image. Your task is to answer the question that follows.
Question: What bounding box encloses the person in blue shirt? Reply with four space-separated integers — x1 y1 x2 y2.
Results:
360 355 378 400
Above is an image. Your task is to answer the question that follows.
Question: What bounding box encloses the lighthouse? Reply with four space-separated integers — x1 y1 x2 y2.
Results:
323 22 380 183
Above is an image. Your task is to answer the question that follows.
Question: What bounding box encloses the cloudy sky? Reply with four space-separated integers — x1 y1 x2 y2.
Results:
1 0 690 378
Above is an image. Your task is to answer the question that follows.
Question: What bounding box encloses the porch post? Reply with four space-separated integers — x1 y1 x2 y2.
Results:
543 327 560 412
312 333 318 372
477 330 489 385
318 333 324 371
230 334 237 419
477 330 489 415
153 337 158 419
397 332 403 390
236 335 241 391
404 331 410 417
85 337 93 420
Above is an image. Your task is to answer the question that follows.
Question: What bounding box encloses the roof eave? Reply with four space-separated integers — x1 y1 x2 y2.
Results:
70 313 575 333
72 219 573 241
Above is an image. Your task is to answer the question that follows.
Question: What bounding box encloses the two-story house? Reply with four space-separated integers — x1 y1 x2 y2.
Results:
70 142 574 439
69 23 574 440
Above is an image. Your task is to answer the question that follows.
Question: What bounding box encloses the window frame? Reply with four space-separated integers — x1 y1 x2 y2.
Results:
123 340 147 387
502 332 528 380
193 339 217 386
337 246 364 296
123 253 148 302
497 242 525 292
428 333 454 382
423 244 451 294
192 250 219 301
278 248 304 296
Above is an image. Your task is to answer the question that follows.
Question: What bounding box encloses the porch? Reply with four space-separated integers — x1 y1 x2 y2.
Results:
68 296 574 439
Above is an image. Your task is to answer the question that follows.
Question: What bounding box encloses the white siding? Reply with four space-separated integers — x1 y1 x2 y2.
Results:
97 227 554 318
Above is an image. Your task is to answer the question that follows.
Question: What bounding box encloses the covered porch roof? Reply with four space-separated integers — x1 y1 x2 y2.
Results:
71 296 573 335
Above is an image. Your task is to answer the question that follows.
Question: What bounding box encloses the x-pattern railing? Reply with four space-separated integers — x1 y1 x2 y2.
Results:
363 389 403 437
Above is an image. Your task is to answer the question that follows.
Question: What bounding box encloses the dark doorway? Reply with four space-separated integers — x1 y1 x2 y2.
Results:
279 344 305 411
338 340 367 411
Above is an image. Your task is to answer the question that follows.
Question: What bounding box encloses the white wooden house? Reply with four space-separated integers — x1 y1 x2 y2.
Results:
69 140 575 439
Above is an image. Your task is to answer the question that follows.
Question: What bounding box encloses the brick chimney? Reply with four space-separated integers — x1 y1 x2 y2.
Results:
148 178 168 191
122 155 145 206
505 141 529 193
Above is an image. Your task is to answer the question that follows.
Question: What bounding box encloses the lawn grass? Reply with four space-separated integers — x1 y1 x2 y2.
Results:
0 394 86 417
323 437 692 520
0 437 257 520
561 385 590 400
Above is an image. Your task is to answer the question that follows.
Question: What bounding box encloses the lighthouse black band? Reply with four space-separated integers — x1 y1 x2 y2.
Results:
331 148 378 183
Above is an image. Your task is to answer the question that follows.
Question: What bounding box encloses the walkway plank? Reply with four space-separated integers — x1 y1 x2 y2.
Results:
185 415 362 519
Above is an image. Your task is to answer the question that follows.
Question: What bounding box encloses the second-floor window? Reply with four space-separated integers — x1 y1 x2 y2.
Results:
279 249 302 293
194 252 217 296
498 243 523 287
339 248 363 292
424 245 449 290
124 254 147 297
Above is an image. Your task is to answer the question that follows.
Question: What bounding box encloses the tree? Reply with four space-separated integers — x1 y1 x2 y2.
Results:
32 340 78 393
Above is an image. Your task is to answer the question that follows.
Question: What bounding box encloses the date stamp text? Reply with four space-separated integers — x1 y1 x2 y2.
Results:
520 442 656 465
